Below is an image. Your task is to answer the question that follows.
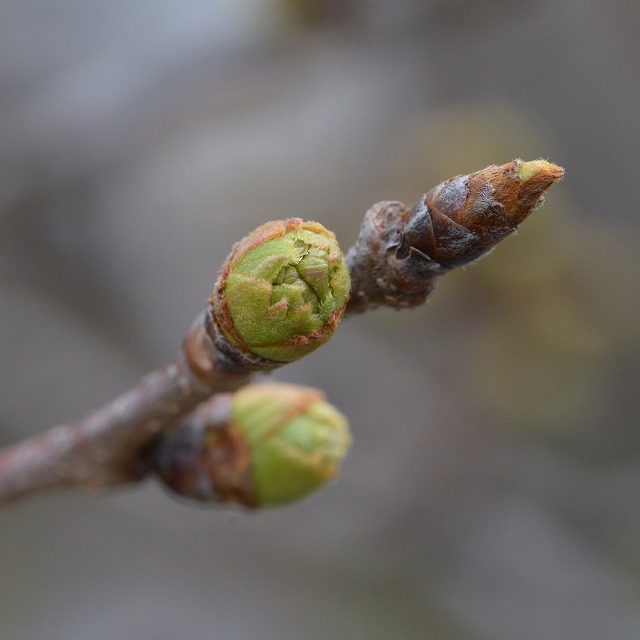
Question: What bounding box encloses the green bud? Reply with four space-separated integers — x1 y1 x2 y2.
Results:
230 383 351 506
150 383 351 508
212 219 350 363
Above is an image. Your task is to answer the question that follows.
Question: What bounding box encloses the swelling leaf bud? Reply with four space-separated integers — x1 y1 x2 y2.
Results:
150 383 351 508
230 383 351 506
212 219 350 363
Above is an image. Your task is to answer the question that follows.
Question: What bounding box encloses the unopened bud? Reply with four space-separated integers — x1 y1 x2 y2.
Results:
212 219 350 363
150 383 351 507
407 158 564 268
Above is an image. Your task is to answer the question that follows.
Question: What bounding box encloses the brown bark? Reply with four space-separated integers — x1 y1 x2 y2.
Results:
0 312 261 503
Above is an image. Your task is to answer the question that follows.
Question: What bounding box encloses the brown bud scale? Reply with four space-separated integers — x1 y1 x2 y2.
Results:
346 159 563 314
147 394 258 507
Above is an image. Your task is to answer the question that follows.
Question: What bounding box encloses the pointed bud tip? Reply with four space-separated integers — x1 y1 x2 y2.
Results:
517 159 564 184
501 159 564 225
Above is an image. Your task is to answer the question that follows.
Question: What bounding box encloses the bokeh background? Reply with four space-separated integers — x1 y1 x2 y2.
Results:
2 1 640 638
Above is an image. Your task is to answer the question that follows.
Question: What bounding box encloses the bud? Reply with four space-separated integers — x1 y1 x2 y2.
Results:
346 159 564 313
211 219 351 363
231 383 351 505
404 159 565 269
150 383 351 508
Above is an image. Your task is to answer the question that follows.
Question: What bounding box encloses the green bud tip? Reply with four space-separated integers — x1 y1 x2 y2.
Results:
515 159 560 182
230 383 351 506
213 219 351 362
485 158 564 225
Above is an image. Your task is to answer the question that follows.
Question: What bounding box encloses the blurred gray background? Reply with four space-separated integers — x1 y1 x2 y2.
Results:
1 1 640 638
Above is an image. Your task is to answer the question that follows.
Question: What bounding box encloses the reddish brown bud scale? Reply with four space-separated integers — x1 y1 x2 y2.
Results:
149 394 258 507
346 159 563 314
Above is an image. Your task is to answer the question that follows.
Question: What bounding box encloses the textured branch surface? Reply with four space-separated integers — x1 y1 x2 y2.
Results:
0 159 563 506
0 316 252 503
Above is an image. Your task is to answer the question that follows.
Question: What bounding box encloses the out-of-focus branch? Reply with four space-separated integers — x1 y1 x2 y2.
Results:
147 382 351 508
0 315 253 503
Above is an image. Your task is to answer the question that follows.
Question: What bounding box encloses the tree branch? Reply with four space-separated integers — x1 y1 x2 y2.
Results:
0 314 256 503
0 159 563 506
